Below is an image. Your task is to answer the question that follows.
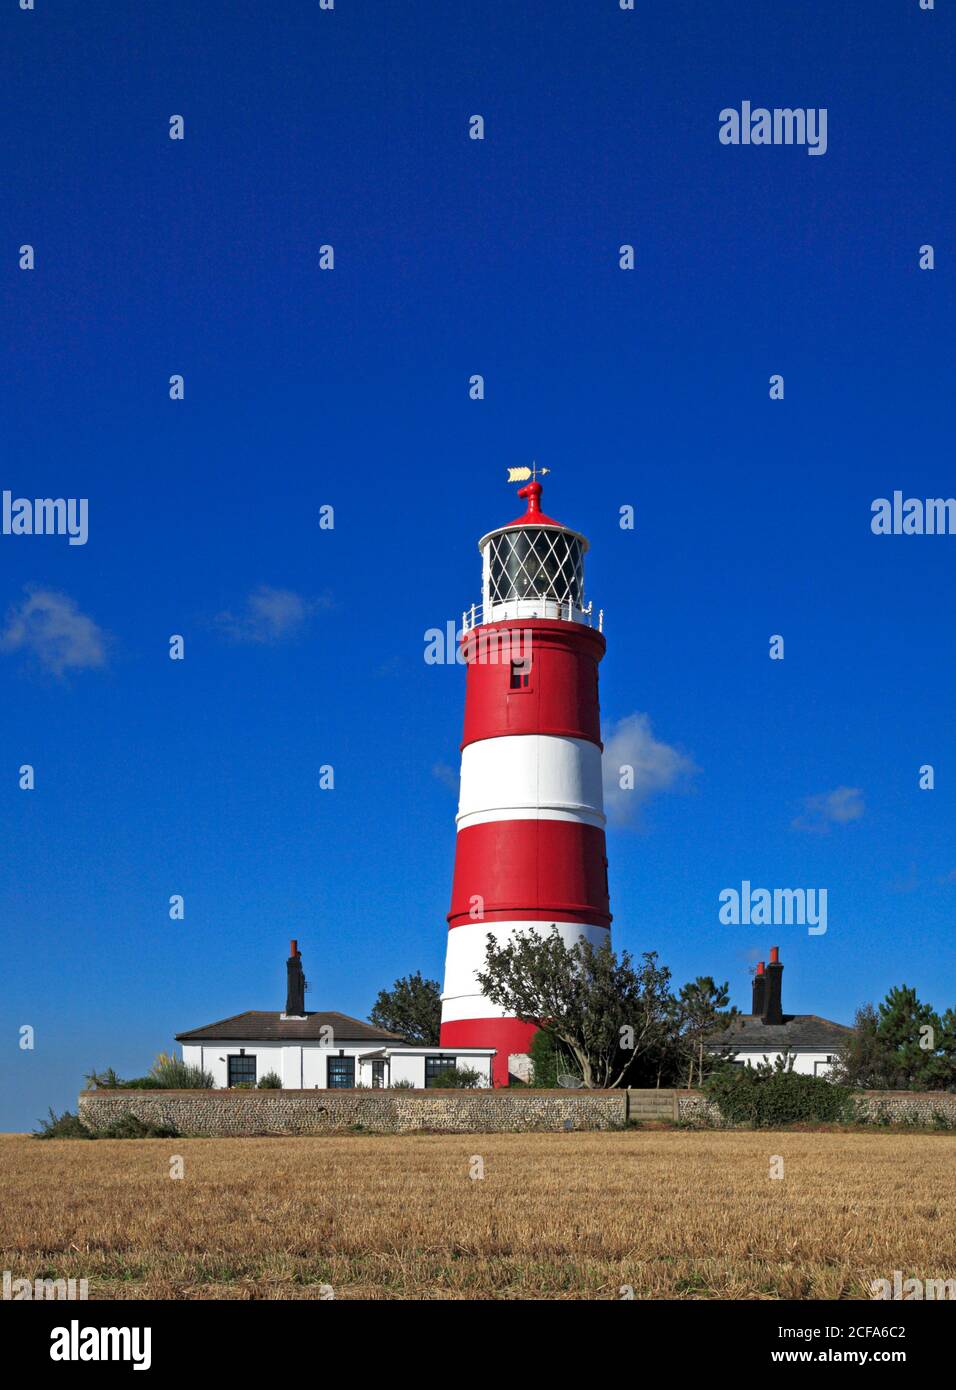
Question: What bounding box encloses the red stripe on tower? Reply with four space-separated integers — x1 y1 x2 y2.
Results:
439 474 611 1085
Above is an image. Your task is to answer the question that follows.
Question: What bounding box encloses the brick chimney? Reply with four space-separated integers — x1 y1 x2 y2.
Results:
762 945 784 1025
285 939 306 1017
752 960 766 1016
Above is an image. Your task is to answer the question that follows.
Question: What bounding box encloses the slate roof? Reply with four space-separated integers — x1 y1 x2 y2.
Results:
175 1011 406 1044
705 1013 853 1052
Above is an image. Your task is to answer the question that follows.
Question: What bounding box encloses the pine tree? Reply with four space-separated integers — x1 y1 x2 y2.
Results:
877 985 945 1089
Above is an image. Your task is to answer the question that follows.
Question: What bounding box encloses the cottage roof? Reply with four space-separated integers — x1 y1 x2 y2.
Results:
175 1010 406 1044
705 1013 852 1052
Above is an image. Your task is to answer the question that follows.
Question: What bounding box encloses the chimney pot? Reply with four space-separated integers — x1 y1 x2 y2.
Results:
763 947 784 1024
286 941 306 1016
751 960 767 1016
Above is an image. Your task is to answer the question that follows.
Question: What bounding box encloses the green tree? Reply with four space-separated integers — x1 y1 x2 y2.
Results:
675 976 735 1088
831 1004 890 1088
876 985 946 1089
527 1027 574 1087
938 1007 956 1074
369 971 441 1045
833 991 955 1091
475 927 673 1089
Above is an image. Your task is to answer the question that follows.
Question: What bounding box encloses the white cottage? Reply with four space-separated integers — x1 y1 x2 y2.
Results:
705 946 852 1077
176 941 495 1090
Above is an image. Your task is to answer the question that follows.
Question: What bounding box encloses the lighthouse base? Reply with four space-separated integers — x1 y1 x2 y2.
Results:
440 1017 538 1087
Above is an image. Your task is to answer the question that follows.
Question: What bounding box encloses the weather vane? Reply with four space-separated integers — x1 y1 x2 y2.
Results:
506 461 551 484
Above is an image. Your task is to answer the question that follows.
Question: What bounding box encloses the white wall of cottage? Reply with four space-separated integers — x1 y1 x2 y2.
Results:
180 1042 495 1089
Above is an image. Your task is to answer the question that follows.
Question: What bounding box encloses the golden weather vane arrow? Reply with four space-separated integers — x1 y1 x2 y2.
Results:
506 461 551 484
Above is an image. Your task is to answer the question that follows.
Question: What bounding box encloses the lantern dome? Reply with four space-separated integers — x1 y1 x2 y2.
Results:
467 479 600 631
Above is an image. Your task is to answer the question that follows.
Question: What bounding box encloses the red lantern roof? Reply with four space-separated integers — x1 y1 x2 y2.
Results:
503 480 564 529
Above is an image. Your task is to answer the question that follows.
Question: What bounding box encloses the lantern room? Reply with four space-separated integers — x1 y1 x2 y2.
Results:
467 480 602 631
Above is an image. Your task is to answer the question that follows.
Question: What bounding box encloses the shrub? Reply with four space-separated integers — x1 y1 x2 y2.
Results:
427 1065 484 1089
33 1108 91 1139
98 1113 180 1139
510 1029 581 1088
32 1108 178 1139
389 1079 415 1089
84 1067 123 1090
84 1053 214 1090
257 1072 283 1089
703 1062 855 1127
149 1054 214 1089
528 1028 561 1087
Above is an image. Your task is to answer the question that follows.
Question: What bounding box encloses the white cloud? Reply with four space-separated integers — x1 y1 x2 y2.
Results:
792 785 864 834
215 586 328 645
602 712 698 826
432 761 459 793
0 586 108 677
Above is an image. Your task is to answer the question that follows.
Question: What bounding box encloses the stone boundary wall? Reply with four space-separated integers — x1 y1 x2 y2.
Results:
851 1091 956 1125
676 1090 956 1128
77 1088 956 1136
78 1088 627 1135
676 1095 729 1127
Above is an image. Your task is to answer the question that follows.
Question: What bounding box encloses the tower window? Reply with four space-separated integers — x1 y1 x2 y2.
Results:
510 660 531 690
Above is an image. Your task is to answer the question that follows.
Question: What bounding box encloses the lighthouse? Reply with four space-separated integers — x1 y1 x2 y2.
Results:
439 475 611 1086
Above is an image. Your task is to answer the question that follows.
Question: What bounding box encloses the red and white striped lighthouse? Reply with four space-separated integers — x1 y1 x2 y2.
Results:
439 475 611 1086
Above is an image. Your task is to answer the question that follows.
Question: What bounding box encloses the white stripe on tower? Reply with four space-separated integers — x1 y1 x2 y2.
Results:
441 919 610 1023
456 733 605 830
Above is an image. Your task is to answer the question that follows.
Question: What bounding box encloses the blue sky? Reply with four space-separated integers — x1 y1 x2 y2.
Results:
1 2 954 1129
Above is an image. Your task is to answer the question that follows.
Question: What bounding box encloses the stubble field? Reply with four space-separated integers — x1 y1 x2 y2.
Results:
2 1129 953 1299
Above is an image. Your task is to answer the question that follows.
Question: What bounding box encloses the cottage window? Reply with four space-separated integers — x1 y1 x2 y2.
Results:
327 1056 355 1088
425 1056 454 1086
227 1054 257 1087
